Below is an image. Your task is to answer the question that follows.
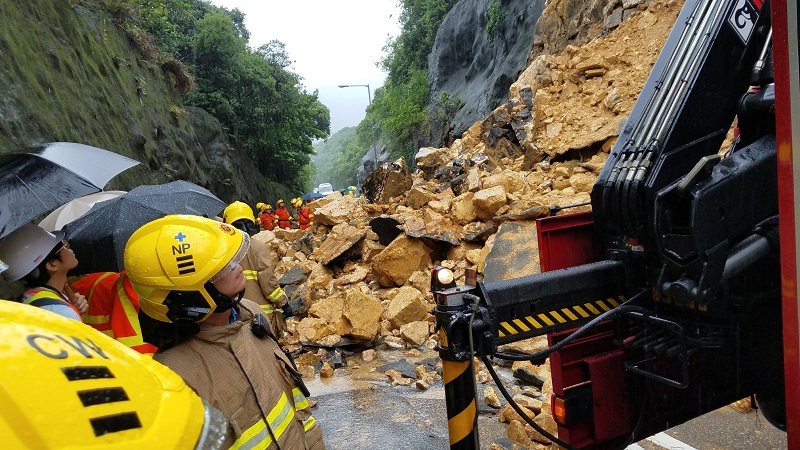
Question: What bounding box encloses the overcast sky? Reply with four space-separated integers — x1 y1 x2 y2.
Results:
209 0 401 135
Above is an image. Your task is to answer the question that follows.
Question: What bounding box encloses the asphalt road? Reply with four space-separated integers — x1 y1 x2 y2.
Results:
305 348 787 450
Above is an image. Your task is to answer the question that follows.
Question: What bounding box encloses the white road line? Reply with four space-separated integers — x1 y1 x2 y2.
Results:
626 432 698 450
649 432 698 450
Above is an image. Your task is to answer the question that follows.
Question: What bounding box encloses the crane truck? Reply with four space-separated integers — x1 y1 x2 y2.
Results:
432 0 800 448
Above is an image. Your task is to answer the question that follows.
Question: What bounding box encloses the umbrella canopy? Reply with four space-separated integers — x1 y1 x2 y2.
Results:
301 192 324 201
39 190 126 231
63 180 226 274
0 142 140 238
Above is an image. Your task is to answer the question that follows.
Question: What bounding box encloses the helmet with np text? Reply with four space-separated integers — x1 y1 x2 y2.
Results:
222 201 259 235
124 215 250 324
0 299 228 448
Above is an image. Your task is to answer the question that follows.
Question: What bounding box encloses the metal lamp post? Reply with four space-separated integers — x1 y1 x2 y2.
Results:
338 84 377 174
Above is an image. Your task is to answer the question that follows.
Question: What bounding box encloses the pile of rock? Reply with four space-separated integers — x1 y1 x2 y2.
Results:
257 1 682 448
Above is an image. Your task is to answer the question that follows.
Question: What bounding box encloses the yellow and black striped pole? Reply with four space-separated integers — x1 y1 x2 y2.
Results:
433 266 481 450
440 339 479 449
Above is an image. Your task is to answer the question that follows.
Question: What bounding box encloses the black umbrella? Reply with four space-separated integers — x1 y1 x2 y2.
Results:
0 142 140 238
63 180 226 274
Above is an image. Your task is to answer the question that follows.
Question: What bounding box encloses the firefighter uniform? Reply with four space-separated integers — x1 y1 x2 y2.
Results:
154 300 323 449
243 237 288 335
293 198 315 230
72 271 158 355
275 199 292 229
259 205 276 231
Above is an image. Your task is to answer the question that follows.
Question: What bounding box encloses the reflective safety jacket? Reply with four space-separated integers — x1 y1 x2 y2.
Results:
275 206 292 229
241 238 287 335
259 212 276 231
154 300 324 450
72 271 157 355
21 287 83 322
298 206 314 230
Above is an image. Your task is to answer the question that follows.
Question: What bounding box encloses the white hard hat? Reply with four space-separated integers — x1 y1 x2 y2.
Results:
0 223 64 281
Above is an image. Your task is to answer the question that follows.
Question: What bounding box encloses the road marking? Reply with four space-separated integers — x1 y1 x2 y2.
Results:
649 432 698 450
626 432 698 450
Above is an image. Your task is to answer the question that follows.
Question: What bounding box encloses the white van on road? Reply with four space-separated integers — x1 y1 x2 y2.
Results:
318 183 334 196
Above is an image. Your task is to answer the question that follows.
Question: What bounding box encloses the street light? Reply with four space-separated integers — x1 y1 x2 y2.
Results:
339 84 377 175
338 84 371 105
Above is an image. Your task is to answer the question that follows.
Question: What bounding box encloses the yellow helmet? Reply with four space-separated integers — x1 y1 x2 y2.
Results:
277 198 285 206
0 300 228 448
222 201 256 225
291 198 302 208
255 202 266 212
124 215 250 323
264 204 273 211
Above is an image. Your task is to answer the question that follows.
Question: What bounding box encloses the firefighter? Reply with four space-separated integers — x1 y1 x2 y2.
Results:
0 223 88 321
258 203 276 231
125 215 324 449
222 201 288 336
72 271 158 355
294 197 315 230
275 198 292 229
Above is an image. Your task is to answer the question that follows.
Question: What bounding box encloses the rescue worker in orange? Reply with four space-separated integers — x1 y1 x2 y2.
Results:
293 197 315 230
257 202 276 231
222 201 289 336
126 215 324 449
71 271 157 355
275 198 292 229
0 223 88 321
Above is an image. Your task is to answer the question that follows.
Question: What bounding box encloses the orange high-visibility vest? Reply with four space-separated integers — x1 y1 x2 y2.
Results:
21 288 83 322
73 272 157 355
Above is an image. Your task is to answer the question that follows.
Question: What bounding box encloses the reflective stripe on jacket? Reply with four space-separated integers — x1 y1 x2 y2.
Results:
241 238 287 336
72 272 157 355
21 288 83 322
154 299 324 449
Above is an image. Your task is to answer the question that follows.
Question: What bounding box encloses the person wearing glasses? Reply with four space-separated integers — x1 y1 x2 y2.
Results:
0 223 88 321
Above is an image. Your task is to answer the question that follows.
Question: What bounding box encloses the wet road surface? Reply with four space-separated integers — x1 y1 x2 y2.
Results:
305 347 787 449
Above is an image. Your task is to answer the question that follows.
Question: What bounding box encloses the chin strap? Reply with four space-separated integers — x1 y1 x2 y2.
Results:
206 282 245 313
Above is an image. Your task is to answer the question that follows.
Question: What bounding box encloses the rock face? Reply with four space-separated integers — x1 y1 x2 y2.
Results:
428 0 547 137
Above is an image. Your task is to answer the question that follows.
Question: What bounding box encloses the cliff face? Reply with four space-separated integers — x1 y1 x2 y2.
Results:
427 0 546 138
0 1 272 204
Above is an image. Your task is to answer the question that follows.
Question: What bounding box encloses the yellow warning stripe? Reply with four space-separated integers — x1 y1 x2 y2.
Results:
512 318 531 332
550 311 567 324
448 400 476 444
525 316 543 329
496 297 629 337
442 360 470 385
537 314 555 326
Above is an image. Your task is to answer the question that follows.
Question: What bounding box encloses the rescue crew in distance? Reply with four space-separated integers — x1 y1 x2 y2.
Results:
125 215 324 449
293 198 315 230
0 223 88 321
222 201 289 336
256 202 276 231
274 199 292 229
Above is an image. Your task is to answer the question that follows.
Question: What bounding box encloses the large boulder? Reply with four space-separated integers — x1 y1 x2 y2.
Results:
371 234 433 287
